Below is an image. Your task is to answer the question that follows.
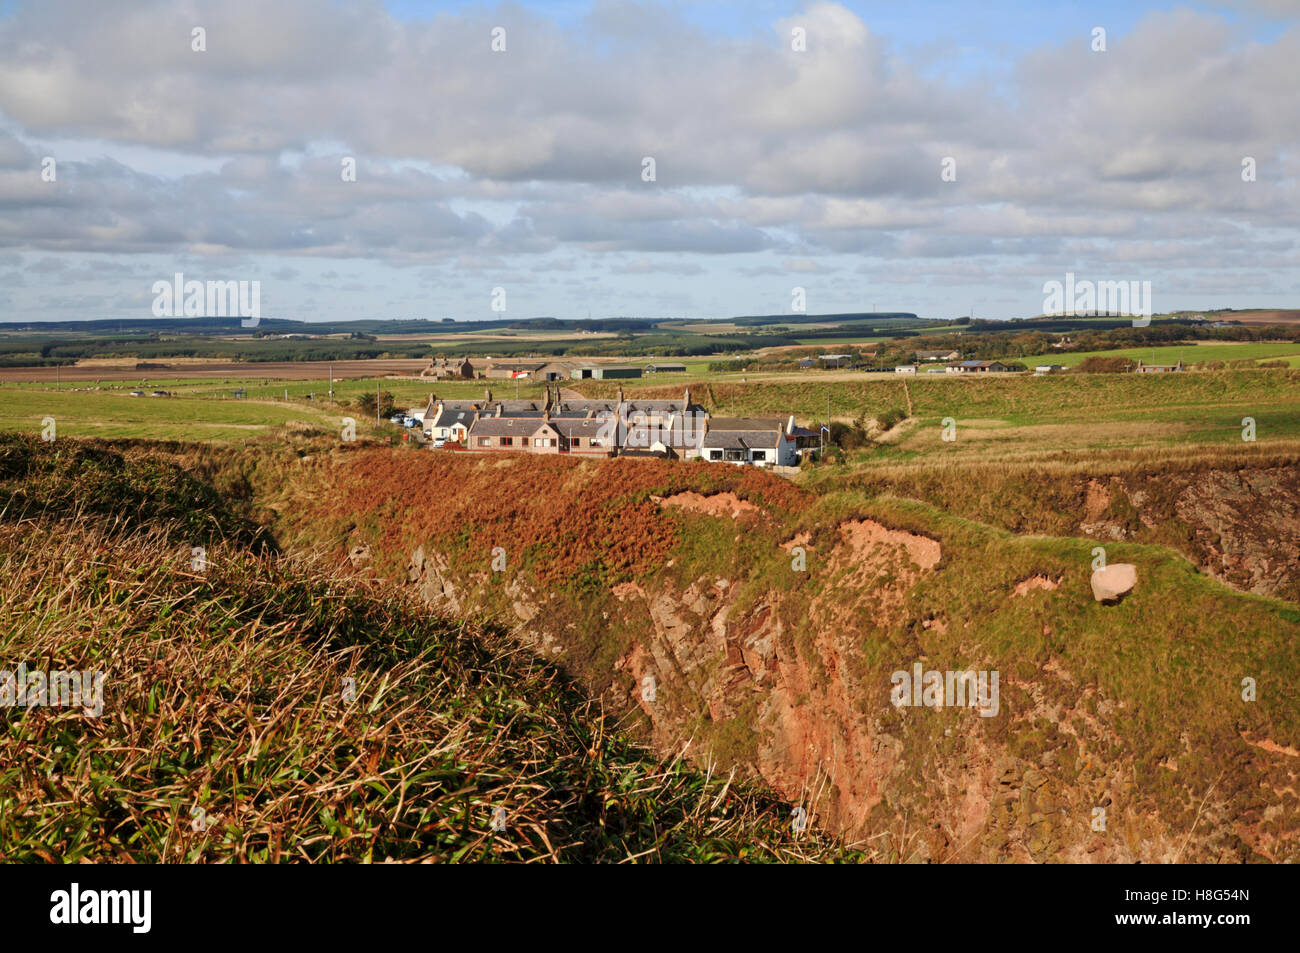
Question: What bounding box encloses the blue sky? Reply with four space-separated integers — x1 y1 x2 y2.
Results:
0 0 1296 323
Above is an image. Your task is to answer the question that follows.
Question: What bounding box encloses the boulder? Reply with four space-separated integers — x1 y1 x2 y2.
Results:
1091 563 1137 603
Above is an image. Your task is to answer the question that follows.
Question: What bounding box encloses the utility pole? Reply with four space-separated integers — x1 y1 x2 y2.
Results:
822 394 830 460
329 364 334 401
376 380 380 426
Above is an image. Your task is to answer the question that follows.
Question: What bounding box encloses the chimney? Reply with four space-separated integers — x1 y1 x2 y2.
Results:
617 385 624 404
787 414 795 436
485 387 492 402
684 387 691 407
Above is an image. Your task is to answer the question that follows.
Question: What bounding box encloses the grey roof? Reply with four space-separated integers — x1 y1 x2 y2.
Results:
551 400 619 417
468 417 558 438
430 406 479 430
552 418 614 439
701 429 782 450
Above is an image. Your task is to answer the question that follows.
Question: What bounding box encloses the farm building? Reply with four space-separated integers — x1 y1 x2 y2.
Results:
946 360 1014 373
645 363 687 374
422 358 475 380
916 349 961 362
535 361 574 381
570 364 642 380
486 361 547 379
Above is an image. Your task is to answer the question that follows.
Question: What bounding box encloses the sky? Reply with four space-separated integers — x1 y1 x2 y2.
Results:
0 0 1297 324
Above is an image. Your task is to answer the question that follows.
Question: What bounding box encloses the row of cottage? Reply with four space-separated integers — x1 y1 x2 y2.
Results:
420 386 816 467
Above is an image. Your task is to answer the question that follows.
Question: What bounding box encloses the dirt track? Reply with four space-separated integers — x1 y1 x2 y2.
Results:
0 359 430 383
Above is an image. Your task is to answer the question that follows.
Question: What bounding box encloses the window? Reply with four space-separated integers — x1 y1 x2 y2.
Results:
501 437 513 446
708 450 723 461
534 438 544 447
751 450 767 462
589 438 600 447
477 437 490 447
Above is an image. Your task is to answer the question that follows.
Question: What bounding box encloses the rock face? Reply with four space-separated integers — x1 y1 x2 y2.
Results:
1091 563 1137 602
1074 467 1300 602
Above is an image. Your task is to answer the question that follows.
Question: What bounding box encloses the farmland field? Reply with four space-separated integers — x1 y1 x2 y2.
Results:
6 359 1298 460
1048 340 1300 368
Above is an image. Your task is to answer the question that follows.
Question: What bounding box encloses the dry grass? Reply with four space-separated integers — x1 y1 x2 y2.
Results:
0 436 868 862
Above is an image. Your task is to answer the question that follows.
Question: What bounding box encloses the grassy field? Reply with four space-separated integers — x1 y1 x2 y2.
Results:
5 364 1300 457
1049 340 1300 368
589 367 1300 457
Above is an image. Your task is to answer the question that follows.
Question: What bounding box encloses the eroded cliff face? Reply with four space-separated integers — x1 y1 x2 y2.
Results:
281 450 1300 862
1079 467 1300 602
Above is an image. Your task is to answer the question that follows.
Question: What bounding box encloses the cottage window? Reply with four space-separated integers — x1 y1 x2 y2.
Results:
477 437 490 447
501 437 513 446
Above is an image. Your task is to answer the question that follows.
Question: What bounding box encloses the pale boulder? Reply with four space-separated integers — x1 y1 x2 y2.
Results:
1091 563 1137 603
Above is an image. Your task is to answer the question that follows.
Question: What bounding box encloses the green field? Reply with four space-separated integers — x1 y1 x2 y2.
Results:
1049 340 1300 368
5 364 1300 464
